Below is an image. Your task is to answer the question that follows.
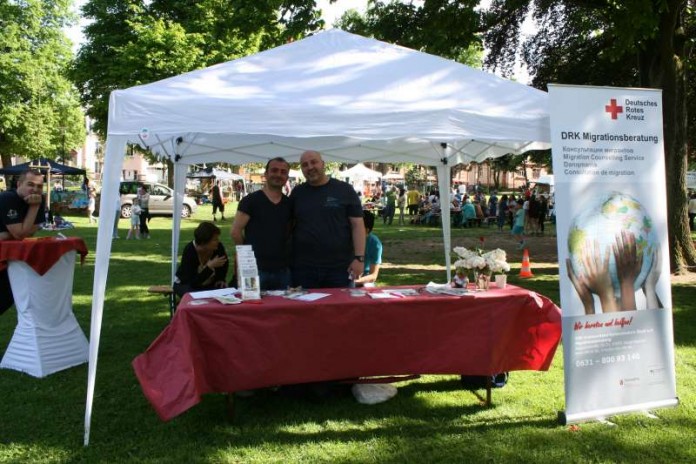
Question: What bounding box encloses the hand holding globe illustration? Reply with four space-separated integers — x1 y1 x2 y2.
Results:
566 192 663 313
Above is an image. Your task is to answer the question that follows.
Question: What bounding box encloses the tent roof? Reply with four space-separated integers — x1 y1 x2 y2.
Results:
108 29 550 166
0 157 86 176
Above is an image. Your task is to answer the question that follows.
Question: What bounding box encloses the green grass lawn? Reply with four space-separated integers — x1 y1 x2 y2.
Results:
0 205 694 463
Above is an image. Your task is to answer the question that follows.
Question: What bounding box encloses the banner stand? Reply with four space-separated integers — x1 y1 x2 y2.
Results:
549 84 678 425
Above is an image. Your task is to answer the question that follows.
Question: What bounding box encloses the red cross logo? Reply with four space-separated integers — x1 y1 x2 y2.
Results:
605 98 623 119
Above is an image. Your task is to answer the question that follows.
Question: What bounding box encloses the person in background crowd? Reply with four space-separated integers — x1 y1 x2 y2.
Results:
497 194 508 232
211 179 225 222
290 150 365 288
397 187 406 225
355 210 382 287
137 184 150 239
383 186 396 225
527 194 540 235
113 194 121 239
538 194 549 236
231 157 292 290
127 198 141 240
0 169 46 314
85 178 97 224
406 186 420 218
173 221 228 298
512 199 526 249
507 194 517 229
689 192 696 231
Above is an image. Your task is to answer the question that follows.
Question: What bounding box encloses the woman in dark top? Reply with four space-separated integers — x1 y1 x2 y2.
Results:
174 221 228 297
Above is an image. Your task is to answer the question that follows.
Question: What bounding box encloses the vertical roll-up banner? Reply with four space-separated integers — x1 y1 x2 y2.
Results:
548 84 678 424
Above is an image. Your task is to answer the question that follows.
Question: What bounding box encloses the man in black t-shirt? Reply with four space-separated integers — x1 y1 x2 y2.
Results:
211 180 225 221
290 151 365 288
0 168 46 314
231 157 292 290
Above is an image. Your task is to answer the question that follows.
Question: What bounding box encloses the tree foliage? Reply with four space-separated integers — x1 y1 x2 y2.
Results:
71 0 324 138
0 0 85 169
484 0 696 271
334 0 484 66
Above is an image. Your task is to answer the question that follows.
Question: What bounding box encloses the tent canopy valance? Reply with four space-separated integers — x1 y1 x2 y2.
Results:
186 167 244 181
85 29 552 446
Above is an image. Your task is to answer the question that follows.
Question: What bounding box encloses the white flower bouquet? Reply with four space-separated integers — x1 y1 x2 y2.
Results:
453 246 510 275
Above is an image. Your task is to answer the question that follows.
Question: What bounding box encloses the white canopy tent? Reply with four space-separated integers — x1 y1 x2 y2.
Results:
339 163 383 182
84 29 550 444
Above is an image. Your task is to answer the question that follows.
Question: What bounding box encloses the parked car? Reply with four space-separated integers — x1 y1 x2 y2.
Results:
118 181 197 219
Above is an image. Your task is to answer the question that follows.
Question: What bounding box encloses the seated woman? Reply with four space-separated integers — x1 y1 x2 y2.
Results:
355 211 382 287
460 198 477 227
173 221 229 297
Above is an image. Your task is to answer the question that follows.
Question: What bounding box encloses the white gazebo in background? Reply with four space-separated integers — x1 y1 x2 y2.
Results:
339 163 382 182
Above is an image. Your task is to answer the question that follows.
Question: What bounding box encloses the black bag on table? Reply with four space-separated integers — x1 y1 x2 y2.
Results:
460 372 509 390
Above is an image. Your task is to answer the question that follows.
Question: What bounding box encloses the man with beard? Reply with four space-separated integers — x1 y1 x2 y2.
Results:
290 150 365 288
231 157 292 290
0 169 46 314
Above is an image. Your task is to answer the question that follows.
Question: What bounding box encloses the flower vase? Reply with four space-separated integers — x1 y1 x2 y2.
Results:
475 270 491 290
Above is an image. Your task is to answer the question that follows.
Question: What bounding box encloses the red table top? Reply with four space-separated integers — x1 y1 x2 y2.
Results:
133 285 562 421
0 237 88 275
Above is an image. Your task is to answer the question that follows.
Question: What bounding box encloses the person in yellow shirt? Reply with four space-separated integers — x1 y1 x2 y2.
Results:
406 186 421 218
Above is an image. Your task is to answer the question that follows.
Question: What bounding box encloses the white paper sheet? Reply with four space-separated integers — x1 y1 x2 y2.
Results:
189 288 239 299
286 292 331 302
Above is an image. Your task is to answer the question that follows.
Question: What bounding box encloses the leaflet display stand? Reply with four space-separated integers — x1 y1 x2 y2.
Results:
236 245 260 300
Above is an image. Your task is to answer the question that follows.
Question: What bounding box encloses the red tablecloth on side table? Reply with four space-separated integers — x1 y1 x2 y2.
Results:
133 285 562 421
0 237 88 274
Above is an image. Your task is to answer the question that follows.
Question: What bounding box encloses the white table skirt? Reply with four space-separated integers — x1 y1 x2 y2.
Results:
1 250 88 377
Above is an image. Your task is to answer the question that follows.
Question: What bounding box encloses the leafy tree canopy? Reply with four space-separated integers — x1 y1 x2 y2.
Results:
0 0 85 168
334 0 484 67
483 0 696 270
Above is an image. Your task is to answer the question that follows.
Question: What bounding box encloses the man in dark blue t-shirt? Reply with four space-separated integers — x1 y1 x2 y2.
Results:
1 169 46 314
231 157 292 290
290 150 365 288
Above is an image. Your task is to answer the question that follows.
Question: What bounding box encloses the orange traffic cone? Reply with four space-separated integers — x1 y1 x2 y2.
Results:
519 248 534 278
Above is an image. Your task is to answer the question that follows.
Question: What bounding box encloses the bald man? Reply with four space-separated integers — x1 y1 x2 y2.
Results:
290 151 365 288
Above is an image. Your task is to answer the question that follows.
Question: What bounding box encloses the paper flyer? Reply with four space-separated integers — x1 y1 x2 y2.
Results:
549 84 678 424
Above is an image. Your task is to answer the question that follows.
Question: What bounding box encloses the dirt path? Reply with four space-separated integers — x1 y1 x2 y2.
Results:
383 227 695 285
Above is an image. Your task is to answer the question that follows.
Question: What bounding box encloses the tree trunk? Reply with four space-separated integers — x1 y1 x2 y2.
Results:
1 152 12 188
640 1 696 273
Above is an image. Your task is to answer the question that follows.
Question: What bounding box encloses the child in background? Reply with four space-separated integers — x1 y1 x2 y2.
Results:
127 198 142 240
512 199 526 249
355 210 382 287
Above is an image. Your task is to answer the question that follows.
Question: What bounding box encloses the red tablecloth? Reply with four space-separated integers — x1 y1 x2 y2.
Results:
0 237 88 274
133 285 562 421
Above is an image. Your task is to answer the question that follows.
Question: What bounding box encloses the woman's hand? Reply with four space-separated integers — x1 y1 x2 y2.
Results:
207 255 228 269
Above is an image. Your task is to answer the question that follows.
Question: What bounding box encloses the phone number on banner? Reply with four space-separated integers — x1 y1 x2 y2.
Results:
575 353 641 368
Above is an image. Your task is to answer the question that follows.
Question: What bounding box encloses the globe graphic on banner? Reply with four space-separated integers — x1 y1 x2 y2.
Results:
567 192 656 295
